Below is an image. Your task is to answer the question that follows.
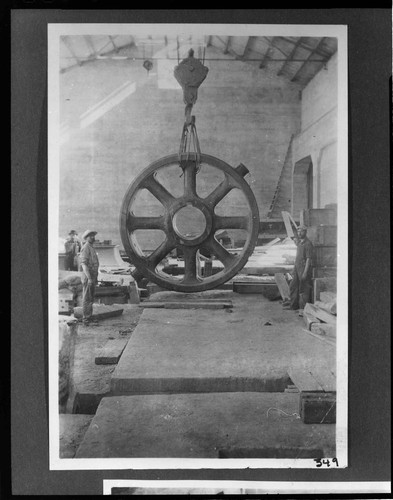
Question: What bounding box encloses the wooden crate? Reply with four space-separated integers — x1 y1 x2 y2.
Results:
306 225 337 246
300 392 336 424
312 267 337 278
313 277 337 301
314 246 337 267
301 208 337 226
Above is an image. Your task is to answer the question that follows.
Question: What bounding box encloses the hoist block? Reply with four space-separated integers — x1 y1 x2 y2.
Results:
174 50 209 106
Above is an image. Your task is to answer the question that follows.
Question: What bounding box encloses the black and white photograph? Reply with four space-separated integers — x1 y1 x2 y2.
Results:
10 8 392 497
48 23 348 469
102 479 391 496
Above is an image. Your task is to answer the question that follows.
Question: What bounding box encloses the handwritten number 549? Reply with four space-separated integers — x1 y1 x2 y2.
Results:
314 458 339 467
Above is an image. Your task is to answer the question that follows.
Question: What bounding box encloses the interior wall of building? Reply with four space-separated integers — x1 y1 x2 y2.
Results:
291 52 338 217
58 48 301 249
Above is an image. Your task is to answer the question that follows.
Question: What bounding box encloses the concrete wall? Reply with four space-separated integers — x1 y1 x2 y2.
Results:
292 52 338 217
59 49 301 249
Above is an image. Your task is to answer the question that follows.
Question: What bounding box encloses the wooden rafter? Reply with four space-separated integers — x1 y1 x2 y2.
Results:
291 37 327 82
62 36 82 66
263 36 290 58
224 36 232 54
241 36 255 59
279 36 331 58
108 35 118 52
84 35 97 58
259 46 273 68
277 37 303 76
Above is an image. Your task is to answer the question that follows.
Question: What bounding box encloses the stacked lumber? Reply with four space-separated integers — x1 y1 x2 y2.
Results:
300 208 337 302
303 302 336 340
314 291 337 315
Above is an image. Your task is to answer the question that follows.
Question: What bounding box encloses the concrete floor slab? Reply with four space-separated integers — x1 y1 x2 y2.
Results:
111 293 335 395
75 392 335 458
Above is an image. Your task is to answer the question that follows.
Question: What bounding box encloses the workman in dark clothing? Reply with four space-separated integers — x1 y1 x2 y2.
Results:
80 229 99 326
64 230 82 271
283 225 314 316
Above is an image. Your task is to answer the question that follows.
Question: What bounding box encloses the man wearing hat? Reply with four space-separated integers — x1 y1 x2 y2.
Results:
283 224 314 316
79 230 99 326
64 230 82 271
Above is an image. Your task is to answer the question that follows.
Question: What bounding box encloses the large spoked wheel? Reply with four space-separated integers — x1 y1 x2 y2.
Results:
120 153 260 292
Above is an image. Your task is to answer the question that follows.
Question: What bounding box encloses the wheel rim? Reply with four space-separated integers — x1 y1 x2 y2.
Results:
120 153 260 292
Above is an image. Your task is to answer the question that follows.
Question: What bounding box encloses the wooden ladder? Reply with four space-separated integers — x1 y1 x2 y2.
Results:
267 134 294 218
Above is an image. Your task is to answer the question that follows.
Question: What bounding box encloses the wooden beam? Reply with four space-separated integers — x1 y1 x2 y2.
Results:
263 36 290 58
291 37 327 82
277 37 303 76
95 338 129 365
304 302 336 325
224 36 232 54
84 35 97 57
62 36 82 66
274 273 290 300
241 36 255 59
108 35 118 52
139 301 233 310
279 36 331 58
259 46 273 68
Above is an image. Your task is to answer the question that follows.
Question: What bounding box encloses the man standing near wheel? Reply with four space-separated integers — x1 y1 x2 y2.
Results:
283 225 314 316
80 230 99 326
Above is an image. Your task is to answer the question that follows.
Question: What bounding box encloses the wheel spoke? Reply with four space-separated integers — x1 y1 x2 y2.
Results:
205 237 237 268
214 215 249 230
142 175 176 207
146 237 176 269
181 246 200 283
204 176 235 208
127 212 165 231
182 161 197 197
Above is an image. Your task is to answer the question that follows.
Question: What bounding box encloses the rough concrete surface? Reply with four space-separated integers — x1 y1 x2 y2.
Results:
59 414 94 458
75 392 335 458
112 292 335 395
71 305 143 397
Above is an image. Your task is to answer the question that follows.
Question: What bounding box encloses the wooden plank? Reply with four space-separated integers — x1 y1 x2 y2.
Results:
143 297 234 304
95 338 129 365
311 322 336 339
139 301 233 310
73 304 124 320
274 273 290 300
304 303 336 324
233 282 280 299
95 286 129 296
303 310 321 330
287 367 324 392
98 272 135 285
281 210 298 238
314 299 336 315
301 328 336 347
